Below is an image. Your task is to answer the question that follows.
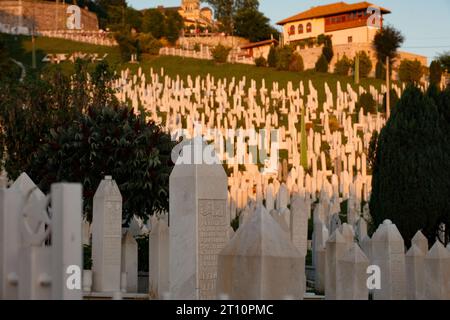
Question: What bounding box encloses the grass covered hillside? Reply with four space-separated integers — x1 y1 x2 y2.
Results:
2 34 385 104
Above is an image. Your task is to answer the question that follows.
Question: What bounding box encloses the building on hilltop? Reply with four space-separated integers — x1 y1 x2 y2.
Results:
156 0 214 29
277 1 427 78
277 1 391 47
0 0 99 33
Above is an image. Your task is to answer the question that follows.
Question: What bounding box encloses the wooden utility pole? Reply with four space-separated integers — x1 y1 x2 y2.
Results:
354 53 360 84
386 56 391 118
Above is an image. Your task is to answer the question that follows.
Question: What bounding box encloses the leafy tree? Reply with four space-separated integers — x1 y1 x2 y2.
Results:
0 60 118 180
375 60 386 80
138 33 162 55
0 35 20 82
315 54 329 73
96 0 128 31
125 6 143 31
353 51 373 78
142 9 166 39
234 0 259 10
429 60 443 87
165 10 184 44
233 8 273 42
373 25 404 66
204 0 234 34
437 52 450 73
370 86 450 246
334 55 352 76
398 59 424 84
114 32 140 62
267 46 277 68
30 104 174 223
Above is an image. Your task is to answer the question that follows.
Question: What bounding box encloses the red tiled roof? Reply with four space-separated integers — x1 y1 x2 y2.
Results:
240 39 279 49
277 1 390 25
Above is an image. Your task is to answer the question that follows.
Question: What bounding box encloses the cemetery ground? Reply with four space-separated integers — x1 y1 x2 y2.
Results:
2 32 450 303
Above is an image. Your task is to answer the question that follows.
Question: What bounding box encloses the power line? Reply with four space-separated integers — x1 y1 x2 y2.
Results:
403 45 450 49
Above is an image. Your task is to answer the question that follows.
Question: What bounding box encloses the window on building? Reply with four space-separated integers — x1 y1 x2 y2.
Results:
298 24 304 34
348 36 353 43
306 23 312 32
289 25 295 35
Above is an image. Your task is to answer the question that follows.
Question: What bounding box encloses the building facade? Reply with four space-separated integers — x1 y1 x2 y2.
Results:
277 1 390 47
157 0 214 29
277 1 427 78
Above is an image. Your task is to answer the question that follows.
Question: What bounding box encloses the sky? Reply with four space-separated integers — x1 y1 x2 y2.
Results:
128 0 450 62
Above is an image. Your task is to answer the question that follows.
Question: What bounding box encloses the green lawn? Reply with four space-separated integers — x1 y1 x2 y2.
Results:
3 34 385 104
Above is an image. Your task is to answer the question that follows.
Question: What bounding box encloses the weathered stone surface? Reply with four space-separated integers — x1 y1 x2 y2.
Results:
217 206 305 300
405 244 425 300
371 220 406 300
92 176 122 293
169 139 228 300
424 241 450 300
337 243 369 300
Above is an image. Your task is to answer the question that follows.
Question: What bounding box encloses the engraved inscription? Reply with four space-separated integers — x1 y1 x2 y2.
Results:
198 199 227 300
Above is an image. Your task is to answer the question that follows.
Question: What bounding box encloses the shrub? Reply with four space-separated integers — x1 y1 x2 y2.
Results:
399 59 424 84
211 44 231 64
267 46 277 68
315 54 329 73
276 46 294 71
289 53 304 72
334 55 352 76
353 51 373 78
356 92 377 114
429 60 443 87
255 56 267 67
138 33 162 55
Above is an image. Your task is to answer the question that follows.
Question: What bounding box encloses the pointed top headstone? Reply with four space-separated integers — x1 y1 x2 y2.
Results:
411 230 428 255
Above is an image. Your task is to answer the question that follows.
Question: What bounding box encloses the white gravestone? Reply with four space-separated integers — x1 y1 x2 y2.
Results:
92 176 122 293
0 182 22 299
149 217 169 299
18 183 52 300
405 244 425 300
411 230 428 255
372 220 406 300
121 232 138 293
325 230 347 300
51 183 83 300
336 243 369 300
216 206 305 300
290 194 309 256
169 139 228 300
424 241 450 300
